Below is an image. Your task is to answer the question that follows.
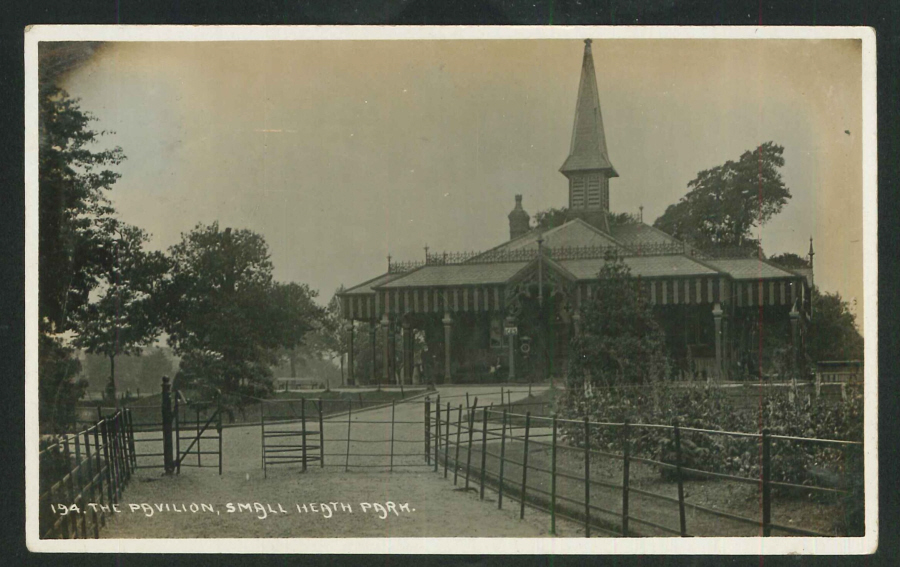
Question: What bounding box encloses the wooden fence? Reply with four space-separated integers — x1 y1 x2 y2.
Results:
39 409 136 539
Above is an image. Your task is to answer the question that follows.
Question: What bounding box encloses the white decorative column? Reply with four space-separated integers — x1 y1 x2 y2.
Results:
712 303 723 381
402 319 413 385
442 312 453 384
381 314 390 384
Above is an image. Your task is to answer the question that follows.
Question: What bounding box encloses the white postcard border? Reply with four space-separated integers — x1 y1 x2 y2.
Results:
23 24 878 555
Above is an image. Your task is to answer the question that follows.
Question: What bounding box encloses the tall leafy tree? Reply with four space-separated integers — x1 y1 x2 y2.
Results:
807 289 864 362
162 223 321 404
39 85 124 432
269 282 325 379
71 220 169 404
654 142 790 253
569 251 669 387
39 87 125 333
305 288 349 386
162 223 278 401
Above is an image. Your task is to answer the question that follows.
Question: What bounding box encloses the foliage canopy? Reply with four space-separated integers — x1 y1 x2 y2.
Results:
654 142 790 254
568 251 669 387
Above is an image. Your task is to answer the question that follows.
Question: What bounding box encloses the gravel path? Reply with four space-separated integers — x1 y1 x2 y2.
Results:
101 386 582 538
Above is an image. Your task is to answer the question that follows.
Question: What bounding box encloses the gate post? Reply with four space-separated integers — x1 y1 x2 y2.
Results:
162 376 175 474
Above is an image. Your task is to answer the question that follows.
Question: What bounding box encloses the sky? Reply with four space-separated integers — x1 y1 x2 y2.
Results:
53 38 865 325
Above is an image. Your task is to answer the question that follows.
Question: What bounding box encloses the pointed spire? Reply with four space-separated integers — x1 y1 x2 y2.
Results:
560 39 618 177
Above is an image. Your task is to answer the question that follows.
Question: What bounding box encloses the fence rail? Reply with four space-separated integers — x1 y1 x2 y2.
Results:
427 402 863 538
39 409 136 540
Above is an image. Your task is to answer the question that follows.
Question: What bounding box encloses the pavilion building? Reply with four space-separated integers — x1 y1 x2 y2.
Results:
340 39 812 385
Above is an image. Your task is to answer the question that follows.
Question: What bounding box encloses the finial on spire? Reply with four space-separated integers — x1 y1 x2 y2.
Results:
808 237 815 267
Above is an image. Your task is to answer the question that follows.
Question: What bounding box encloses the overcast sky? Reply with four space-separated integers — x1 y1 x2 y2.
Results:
55 38 864 325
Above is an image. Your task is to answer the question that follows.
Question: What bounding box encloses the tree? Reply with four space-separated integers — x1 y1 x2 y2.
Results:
768 252 811 270
268 282 325 379
162 223 282 402
39 86 125 432
654 142 790 253
39 334 88 434
568 251 669 387
532 207 640 231
304 287 348 387
807 289 864 362
71 220 169 404
532 207 569 230
39 87 125 333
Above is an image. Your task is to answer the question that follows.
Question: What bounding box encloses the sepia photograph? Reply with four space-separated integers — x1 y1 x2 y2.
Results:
24 26 877 554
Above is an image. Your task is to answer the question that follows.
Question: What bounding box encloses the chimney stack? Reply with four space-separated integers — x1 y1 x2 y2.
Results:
508 194 530 240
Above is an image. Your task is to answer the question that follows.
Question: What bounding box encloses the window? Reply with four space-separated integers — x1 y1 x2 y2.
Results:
571 178 585 208
587 175 601 208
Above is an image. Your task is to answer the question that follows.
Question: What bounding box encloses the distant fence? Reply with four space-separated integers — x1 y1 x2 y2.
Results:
39 409 136 539
427 400 864 537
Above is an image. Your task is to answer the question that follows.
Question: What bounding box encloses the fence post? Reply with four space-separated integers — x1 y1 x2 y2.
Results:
116 412 127 485
127 409 137 470
551 416 558 535
584 416 591 538
444 402 451 478
673 419 687 537
216 397 223 476
622 420 630 537
345 401 352 472
92 424 106 522
434 395 441 471
454 404 463 485
73 432 88 538
174 393 181 475
82 429 100 538
161 377 174 475
197 406 202 468
121 411 132 477
100 420 114 505
465 398 478 490
479 409 488 499
520 412 531 520
424 396 431 465
261 401 267 477
318 400 325 468
61 435 77 538
390 400 396 472
301 398 307 472
762 428 772 537
109 415 121 500
498 409 507 509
